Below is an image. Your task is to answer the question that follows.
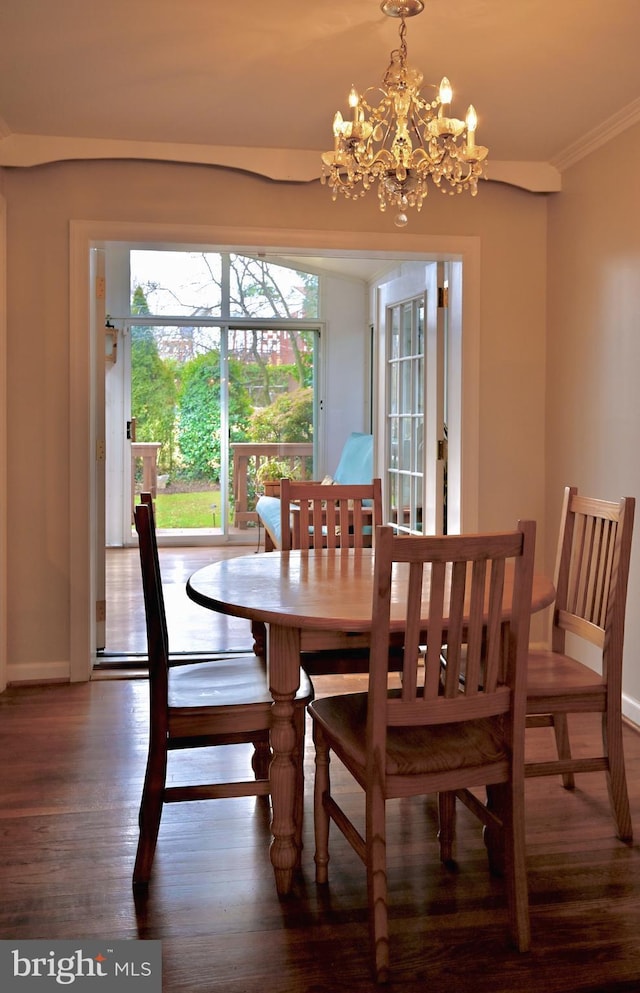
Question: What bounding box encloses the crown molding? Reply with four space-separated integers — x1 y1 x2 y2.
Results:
551 96 640 172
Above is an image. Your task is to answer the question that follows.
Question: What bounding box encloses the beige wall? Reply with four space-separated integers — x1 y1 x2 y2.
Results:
3 159 548 683
547 121 640 720
0 191 6 691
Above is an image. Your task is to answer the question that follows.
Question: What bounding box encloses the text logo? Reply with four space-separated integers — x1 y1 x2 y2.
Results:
0 941 161 992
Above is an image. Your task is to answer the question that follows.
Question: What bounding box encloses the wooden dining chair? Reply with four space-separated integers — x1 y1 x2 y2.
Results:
256 477 388 675
525 486 635 841
309 521 536 982
132 496 314 889
279 476 383 551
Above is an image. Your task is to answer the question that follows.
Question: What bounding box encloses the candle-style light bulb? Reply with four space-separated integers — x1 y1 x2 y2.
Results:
466 105 477 132
439 77 453 108
331 111 344 152
348 86 360 123
465 104 477 149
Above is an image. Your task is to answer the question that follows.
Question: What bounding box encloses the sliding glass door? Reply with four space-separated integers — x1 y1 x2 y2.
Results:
105 250 319 545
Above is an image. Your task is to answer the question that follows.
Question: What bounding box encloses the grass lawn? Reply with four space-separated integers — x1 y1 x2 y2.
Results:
155 490 222 529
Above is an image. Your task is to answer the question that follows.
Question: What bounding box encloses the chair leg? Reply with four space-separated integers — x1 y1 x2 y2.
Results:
293 709 306 863
133 740 167 889
366 785 389 984
251 734 272 781
313 722 330 884
437 791 456 865
551 713 575 789
603 711 633 841
498 780 531 953
484 784 506 877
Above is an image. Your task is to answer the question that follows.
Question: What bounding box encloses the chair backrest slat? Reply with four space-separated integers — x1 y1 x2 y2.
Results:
441 561 466 697
484 557 507 693
465 558 488 695
402 559 427 701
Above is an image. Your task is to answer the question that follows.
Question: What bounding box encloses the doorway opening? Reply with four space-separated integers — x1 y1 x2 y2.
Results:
101 247 321 657
70 221 480 680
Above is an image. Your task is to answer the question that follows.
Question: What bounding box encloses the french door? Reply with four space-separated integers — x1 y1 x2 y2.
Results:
376 262 446 534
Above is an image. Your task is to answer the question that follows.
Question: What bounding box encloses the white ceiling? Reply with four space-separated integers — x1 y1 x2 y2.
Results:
2 0 640 186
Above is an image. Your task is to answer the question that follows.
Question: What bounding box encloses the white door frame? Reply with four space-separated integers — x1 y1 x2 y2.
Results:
91 248 107 649
69 221 481 681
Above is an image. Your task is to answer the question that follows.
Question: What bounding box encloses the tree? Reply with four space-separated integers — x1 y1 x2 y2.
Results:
178 350 253 480
249 388 313 443
130 286 177 473
230 256 311 390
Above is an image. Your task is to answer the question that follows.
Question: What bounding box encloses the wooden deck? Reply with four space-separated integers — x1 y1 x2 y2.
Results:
1 669 640 991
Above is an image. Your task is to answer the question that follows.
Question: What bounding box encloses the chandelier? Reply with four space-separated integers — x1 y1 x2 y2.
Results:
320 0 488 227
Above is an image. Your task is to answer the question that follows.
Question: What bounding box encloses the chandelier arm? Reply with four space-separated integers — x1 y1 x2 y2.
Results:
407 114 427 150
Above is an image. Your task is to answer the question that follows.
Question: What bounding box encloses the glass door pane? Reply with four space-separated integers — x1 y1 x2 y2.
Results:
128 323 316 538
227 327 314 537
130 322 226 534
387 296 425 533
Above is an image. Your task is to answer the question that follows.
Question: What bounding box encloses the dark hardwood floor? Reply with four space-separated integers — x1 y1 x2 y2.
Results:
1 667 640 992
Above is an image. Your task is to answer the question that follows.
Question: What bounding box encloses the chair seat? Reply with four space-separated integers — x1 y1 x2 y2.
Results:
527 649 605 703
309 693 506 778
169 655 312 710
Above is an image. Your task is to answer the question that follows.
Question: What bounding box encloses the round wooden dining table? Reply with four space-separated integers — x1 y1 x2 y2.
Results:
187 547 555 896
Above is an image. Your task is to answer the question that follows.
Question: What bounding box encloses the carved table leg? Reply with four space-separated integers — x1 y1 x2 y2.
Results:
267 623 302 896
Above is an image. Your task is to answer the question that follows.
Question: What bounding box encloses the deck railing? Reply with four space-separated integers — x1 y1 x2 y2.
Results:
131 442 161 521
231 442 313 529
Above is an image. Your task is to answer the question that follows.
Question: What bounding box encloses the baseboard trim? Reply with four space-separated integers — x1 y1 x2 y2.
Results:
623 692 640 730
6 660 70 685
